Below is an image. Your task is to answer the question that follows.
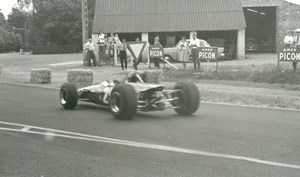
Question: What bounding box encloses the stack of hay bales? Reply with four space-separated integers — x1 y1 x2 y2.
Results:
30 68 51 84
67 69 93 88
125 69 163 83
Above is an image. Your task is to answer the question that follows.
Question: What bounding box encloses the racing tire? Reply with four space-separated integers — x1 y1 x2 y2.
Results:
59 83 78 109
109 84 137 119
173 82 200 115
164 55 174 63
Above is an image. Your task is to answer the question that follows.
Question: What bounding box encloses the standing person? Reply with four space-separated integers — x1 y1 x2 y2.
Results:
177 36 189 70
292 30 300 71
284 31 294 47
83 38 97 66
119 39 128 70
153 36 161 68
114 33 121 55
189 33 201 70
97 31 105 66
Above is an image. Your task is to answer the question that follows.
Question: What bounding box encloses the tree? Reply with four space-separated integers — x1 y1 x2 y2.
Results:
0 11 11 31
26 0 82 46
7 8 27 29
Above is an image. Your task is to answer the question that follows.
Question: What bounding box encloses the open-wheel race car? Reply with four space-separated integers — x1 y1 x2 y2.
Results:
59 73 200 119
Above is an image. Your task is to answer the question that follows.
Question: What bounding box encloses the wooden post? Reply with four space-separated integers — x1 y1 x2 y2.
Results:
82 0 88 65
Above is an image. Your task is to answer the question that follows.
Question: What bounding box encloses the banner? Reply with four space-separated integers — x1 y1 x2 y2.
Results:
278 47 300 62
198 47 218 61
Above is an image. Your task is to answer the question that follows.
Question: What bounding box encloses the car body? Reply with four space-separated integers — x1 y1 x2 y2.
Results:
246 38 258 52
163 39 225 61
59 73 200 119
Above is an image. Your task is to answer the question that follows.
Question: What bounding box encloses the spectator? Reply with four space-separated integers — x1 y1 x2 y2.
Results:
119 39 128 70
189 33 201 70
136 37 140 42
284 31 294 47
97 31 105 66
153 36 161 68
177 36 189 70
108 33 115 56
292 30 300 71
83 38 97 66
114 33 121 45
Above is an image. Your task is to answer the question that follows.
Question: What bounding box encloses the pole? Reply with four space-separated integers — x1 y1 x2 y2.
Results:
82 0 89 65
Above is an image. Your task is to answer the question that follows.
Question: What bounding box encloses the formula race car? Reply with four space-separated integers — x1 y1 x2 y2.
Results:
59 73 200 119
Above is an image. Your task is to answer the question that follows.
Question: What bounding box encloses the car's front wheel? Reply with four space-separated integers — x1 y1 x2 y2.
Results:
109 84 137 119
59 83 78 109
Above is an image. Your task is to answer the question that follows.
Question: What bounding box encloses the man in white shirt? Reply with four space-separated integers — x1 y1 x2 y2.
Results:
189 33 201 70
83 38 97 66
284 31 294 47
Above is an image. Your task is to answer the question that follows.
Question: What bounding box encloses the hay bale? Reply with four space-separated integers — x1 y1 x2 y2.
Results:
30 68 51 83
67 69 93 88
143 70 163 83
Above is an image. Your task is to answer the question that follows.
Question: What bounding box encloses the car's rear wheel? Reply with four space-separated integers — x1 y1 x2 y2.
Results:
173 82 200 115
164 55 174 62
60 83 78 109
109 84 137 119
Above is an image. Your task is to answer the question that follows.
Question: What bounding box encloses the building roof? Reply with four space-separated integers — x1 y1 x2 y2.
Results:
92 0 246 33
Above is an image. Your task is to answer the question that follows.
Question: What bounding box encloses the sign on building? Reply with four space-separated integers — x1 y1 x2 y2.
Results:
198 47 218 61
278 47 300 62
149 46 164 58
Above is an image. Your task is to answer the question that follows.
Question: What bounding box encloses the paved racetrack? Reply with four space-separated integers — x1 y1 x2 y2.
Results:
0 82 299 177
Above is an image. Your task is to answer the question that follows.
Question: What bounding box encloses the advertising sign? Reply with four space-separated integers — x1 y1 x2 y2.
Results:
278 47 300 62
149 46 164 58
198 47 218 61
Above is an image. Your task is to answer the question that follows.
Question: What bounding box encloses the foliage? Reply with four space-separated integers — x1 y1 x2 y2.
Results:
27 0 82 46
0 26 23 52
32 45 81 54
7 8 27 28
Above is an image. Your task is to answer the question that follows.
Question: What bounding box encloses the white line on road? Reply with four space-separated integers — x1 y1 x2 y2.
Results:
49 61 82 66
0 121 300 170
21 126 31 132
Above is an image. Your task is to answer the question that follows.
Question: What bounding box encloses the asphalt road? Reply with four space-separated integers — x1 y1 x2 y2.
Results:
0 82 299 177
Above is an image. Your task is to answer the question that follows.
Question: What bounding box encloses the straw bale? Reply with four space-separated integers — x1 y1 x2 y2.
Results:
30 68 51 83
67 69 93 88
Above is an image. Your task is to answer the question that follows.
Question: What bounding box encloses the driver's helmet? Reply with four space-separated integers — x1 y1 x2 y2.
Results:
127 72 140 83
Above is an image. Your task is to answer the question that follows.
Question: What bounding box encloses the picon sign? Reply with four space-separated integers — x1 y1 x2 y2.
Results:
149 46 164 58
278 47 300 62
198 47 218 61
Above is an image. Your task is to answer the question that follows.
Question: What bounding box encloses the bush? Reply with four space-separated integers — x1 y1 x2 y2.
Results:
32 45 81 54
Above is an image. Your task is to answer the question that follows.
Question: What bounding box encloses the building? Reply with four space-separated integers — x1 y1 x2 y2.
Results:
92 0 246 59
92 0 300 59
242 0 300 52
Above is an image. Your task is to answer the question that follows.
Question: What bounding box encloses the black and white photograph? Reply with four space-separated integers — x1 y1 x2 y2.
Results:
0 0 299 176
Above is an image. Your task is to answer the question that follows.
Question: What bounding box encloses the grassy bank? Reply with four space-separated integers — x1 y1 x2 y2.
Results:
162 64 300 86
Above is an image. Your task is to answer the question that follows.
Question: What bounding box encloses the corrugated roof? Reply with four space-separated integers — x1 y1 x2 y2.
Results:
92 0 246 33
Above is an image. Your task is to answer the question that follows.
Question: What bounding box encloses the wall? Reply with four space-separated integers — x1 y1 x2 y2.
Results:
242 0 282 7
278 1 300 49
